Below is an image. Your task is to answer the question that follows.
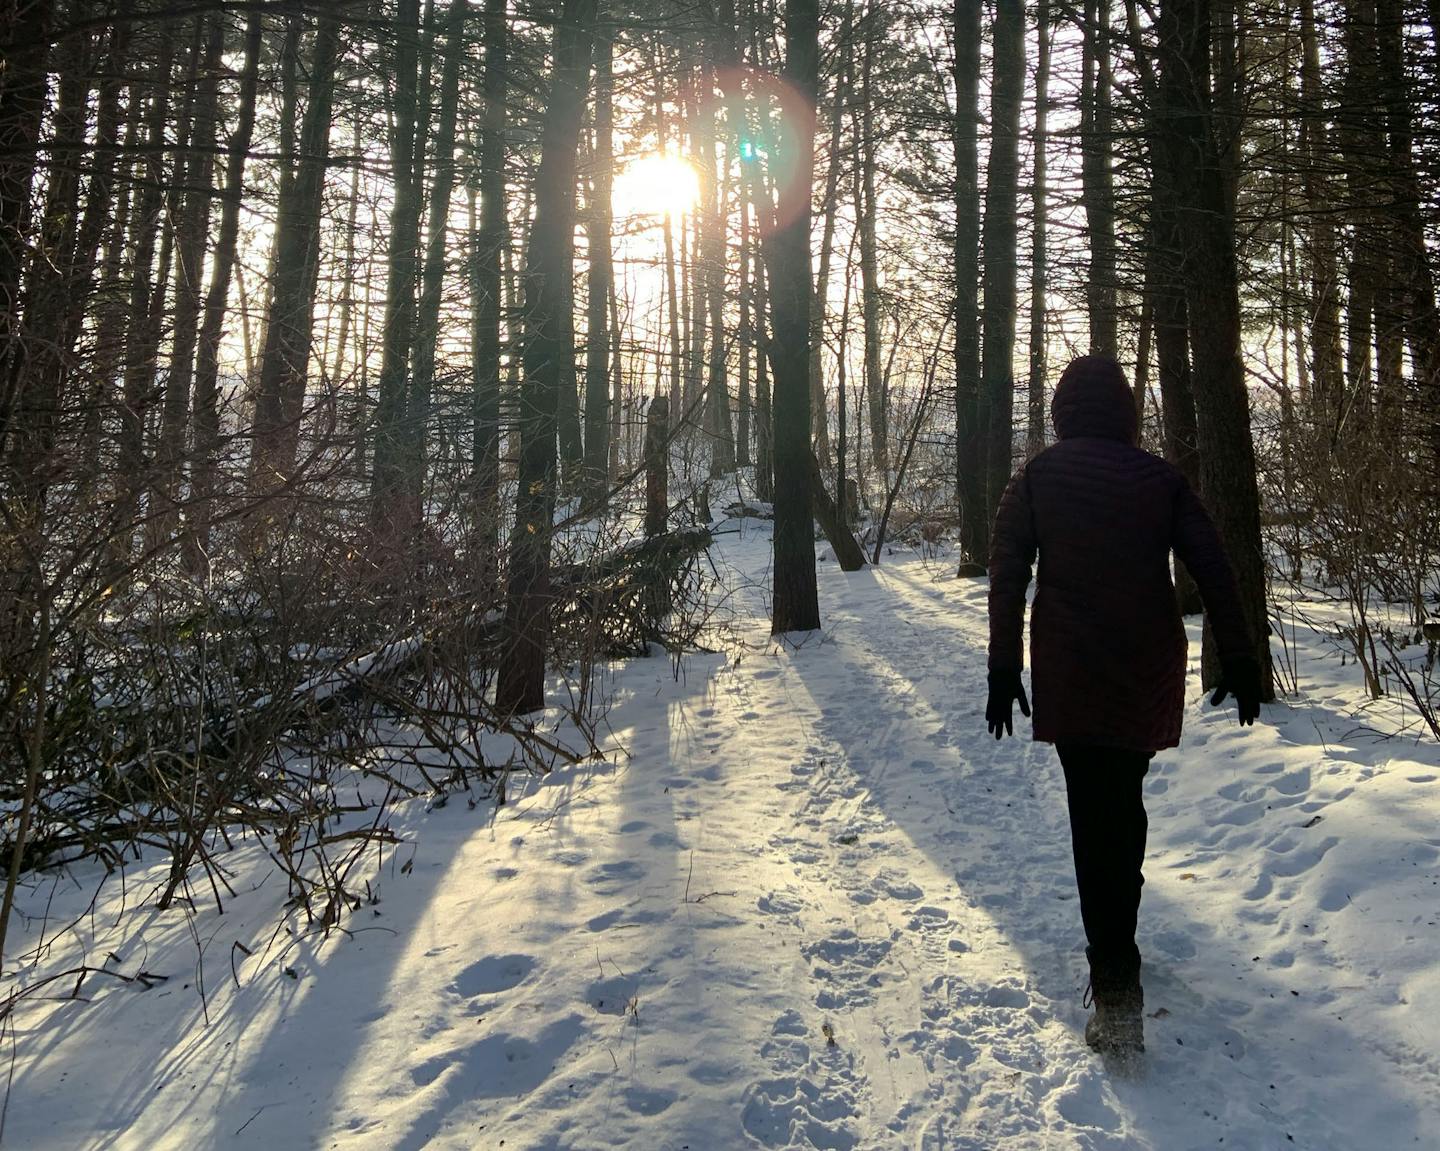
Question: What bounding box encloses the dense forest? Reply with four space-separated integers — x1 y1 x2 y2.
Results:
0 0 1436 945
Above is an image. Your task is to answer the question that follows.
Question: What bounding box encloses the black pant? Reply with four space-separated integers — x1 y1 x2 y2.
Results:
1056 742 1153 980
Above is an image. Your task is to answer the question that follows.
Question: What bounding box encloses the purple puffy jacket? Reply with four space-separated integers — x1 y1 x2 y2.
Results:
987 357 1253 752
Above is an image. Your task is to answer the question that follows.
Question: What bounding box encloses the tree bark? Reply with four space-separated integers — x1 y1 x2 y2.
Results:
1298 0 1344 444
698 57 735 478
857 6 887 479
582 19 614 505
250 14 341 493
406 0 469 535
496 0 598 715
0 0 51 421
112 24 178 561
1153 0 1274 697
368 0 425 542
1027 0 1051 455
5 6 92 493
808 20 848 471
186 10 262 576
982 0 1024 524
953 0 985 568
753 215 774 502
766 0 821 633
1080 0 1118 356
472 0 508 592
152 14 225 548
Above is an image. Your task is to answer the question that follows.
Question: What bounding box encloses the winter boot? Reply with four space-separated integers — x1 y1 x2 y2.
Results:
1083 947 1145 1065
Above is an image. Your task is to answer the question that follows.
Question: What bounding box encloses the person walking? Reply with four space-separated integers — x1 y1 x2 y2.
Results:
984 354 1262 1064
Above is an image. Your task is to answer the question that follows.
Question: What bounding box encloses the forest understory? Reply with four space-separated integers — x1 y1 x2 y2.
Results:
2 0 1439 1144
2 510 1438 1149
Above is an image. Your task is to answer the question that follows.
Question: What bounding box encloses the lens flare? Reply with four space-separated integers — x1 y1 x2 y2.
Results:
612 153 701 219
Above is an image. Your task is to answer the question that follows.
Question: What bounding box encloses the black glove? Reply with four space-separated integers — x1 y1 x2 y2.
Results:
1208 657 1261 726
986 669 1031 739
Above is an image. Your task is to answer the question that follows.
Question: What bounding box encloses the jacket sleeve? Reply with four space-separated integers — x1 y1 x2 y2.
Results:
1171 477 1253 661
987 467 1037 673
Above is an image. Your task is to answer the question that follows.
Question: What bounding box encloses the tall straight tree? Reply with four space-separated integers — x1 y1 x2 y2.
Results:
1297 0 1344 441
1375 0 1440 464
7 5 93 497
766 0 821 633
0 0 50 409
1080 0 1118 355
113 23 178 559
407 0 469 530
698 54 735 478
1152 0 1273 697
368 0 425 542
495 0 598 715
1337 0 1380 438
808 19 848 472
857 4 887 477
250 12 341 493
472 0 508 589
151 14 225 547
981 0 1024 523
1125 0 1203 612
187 10 263 575
582 16 614 505
714 0 753 468
1026 0 1051 453
953 0 985 567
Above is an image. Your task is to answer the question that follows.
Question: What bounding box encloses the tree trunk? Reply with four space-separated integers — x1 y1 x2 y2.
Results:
81 60 142 491
113 25 178 561
1080 0 1118 356
766 0 821 633
495 0 598 715
982 0 1025 526
187 10 263 577
1298 0 1344 444
0 0 51 417
698 57 735 479
5 7 92 494
808 21 848 471
858 7 887 480
368 0 425 543
1154 0 1274 697
753 217 774 502
582 19 614 505
953 0 985 568
151 14 225 548
250 14 341 493
1027 0 1051 455
645 396 670 536
1338 0 1380 444
407 0 469 536
1376 0 1440 465
472 0 507 592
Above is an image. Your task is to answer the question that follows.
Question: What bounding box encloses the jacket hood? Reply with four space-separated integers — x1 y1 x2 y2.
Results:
1050 355 1138 443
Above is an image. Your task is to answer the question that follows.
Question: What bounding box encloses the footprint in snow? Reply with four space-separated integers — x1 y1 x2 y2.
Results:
586 906 667 932
624 1085 677 1116
586 972 640 1016
451 953 535 998
584 858 646 895
758 890 805 918
1150 929 1199 960
871 869 925 902
907 905 952 933
1054 1070 1123 1131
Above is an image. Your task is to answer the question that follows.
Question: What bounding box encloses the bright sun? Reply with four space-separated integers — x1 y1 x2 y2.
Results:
612 153 701 219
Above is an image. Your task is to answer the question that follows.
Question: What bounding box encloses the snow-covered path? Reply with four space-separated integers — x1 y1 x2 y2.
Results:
7 527 1440 1149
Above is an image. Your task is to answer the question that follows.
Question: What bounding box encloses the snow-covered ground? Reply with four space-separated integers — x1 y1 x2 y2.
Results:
5 518 1439 1149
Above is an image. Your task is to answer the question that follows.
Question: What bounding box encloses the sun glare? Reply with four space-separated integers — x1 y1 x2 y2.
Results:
613 153 701 219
